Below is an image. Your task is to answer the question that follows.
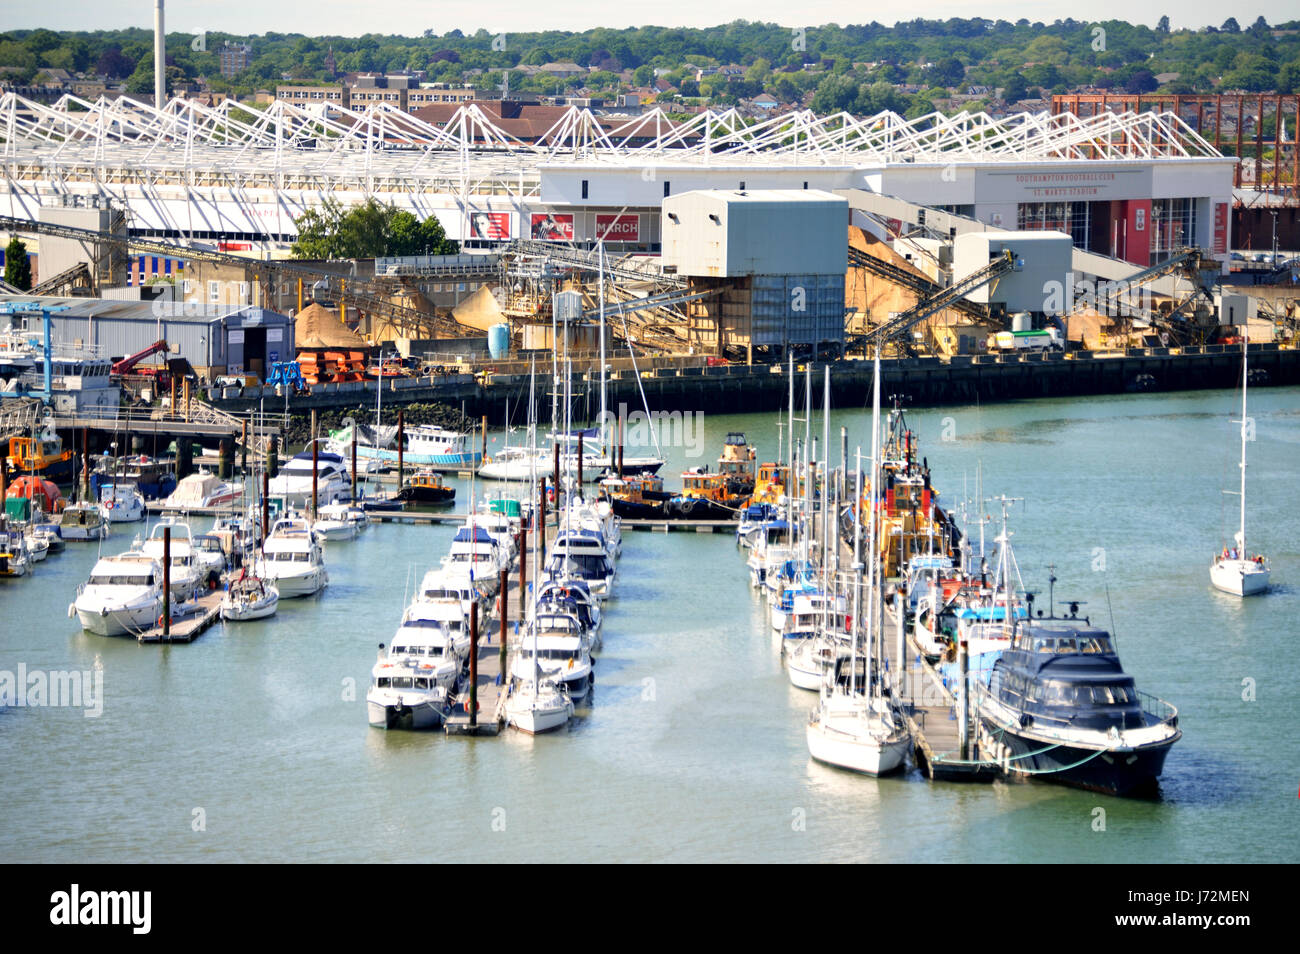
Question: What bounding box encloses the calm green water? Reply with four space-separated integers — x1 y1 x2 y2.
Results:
2 384 1298 863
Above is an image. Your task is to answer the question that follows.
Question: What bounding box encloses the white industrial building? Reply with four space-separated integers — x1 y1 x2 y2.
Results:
0 94 1236 274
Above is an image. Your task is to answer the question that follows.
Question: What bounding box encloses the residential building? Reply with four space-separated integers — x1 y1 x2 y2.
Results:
219 43 253 79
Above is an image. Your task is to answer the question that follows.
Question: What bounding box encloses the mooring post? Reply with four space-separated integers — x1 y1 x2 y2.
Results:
261 470 269 543
469 602 479 727
162 525 171 638
310 410 319 521
518 524 527 615
397 409 405 494
538 478 547 564
350 434 357 500
552 443 560 509
958 638 970 761
498 567 509 678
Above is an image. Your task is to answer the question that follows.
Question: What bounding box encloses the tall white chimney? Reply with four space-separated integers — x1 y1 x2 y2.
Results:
154 0 165 109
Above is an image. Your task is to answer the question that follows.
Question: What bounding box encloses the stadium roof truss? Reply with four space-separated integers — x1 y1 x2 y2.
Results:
0 92 1225 201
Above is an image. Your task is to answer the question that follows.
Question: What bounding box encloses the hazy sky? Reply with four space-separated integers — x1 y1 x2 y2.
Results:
3 2 1295 36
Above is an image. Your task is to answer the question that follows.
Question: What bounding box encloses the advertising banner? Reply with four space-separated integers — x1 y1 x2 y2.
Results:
468 211 512 239
530 213 574 241
595 213 640 242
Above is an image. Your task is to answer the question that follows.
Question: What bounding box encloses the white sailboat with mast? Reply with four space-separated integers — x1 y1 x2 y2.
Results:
806 354 910 776
1210 333 1270 596
504 356 574 734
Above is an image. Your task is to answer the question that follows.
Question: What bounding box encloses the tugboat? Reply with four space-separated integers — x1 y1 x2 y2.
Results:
716 432 757 497
599 473 673 519
976 619 1181 797
395 469 456 505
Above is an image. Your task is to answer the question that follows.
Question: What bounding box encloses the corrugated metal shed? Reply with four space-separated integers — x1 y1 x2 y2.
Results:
661 189 848 278
0 294 294 375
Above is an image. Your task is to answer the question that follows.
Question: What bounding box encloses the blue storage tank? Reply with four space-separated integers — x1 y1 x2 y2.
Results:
488 322 510 359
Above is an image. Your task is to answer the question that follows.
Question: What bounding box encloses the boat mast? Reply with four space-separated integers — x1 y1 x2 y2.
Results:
787 352 794 547
598 240 608 467
867 352 882 700
1238 331 1248 555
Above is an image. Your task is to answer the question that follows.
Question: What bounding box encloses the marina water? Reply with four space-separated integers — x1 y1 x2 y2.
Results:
2 385 1297 862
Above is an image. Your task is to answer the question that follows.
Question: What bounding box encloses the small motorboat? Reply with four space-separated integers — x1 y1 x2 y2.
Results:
98 482 146 523
59 501 109 541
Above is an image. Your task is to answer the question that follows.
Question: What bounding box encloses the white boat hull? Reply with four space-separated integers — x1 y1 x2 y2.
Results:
806 719 910 776
367 695 446 730
75 596 163 637
1210 559 1270 596
507 703 572 734
264 567 328 598
220 590 280 621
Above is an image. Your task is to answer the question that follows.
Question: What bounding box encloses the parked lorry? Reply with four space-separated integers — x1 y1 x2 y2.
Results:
987 328 1064 352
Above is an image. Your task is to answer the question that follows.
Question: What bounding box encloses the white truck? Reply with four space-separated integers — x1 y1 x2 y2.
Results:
987 328 1064 352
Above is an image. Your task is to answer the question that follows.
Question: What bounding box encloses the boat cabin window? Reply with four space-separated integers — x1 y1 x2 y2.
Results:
89 573 155 586
521 648 579 661
272 551 311 562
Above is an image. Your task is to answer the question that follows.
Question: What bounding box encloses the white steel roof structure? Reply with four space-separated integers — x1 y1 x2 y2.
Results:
0 92 1228 244
1 92 1224 190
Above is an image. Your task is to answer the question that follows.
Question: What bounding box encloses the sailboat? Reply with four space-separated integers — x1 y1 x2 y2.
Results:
505 361 574 734
1210 334 1270 596
806 353 910 776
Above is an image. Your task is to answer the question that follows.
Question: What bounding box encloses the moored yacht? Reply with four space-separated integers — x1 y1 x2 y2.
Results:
367 637 457 731
255 516 328 597
58 501 109 540
139 521 206 601
98 482 145 523
219 574 279 621
164 471 243 510
72 551 164 636
509 619 593 701
267 450 349 508
975 621 1181 797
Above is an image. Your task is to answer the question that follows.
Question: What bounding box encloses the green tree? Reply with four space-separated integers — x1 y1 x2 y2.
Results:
291 199 458 260
5 237 32 292
1001 73 1028 102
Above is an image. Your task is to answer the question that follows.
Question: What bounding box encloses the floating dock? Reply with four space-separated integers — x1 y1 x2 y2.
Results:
135 589 223 644
882 598 998 782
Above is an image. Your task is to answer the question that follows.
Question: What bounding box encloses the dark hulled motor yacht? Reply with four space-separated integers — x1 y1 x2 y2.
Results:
976 621 1181 797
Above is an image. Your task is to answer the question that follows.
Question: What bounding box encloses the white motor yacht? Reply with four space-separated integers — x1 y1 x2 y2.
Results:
544 529 616 599
138 521 206 601
415 567 489 617
71 551 165 636
267 450 350 508
164 471 243 510
367 647 455 730
441 525 509 592
98 481 146 523
510 620 593 701
255 516 328 597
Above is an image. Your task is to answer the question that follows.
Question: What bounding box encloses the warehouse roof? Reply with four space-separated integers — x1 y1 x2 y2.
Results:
0 294 283 324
